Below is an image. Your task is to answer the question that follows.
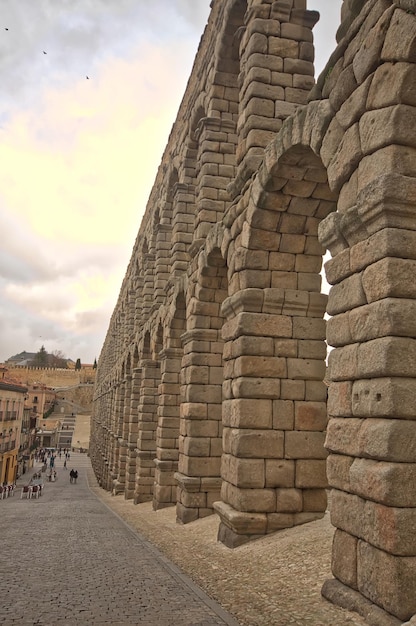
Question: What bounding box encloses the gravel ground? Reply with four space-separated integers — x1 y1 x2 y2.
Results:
88 468 368 626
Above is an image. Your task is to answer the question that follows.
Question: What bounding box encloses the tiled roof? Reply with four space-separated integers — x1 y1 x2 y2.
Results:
0 379 28 393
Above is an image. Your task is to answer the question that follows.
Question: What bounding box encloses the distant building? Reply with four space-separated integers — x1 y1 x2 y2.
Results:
5 351 37 367
36 419 61 449
0 373 28 484
26 384 56 421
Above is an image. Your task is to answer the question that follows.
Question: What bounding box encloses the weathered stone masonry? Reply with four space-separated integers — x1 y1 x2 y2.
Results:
90 1 416 623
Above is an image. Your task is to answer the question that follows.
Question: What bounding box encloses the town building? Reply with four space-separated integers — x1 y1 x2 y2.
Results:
0 374 27 484
36 418 62 450
26 384 56 422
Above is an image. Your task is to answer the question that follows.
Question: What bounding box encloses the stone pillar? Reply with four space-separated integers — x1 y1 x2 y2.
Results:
154 224 172 304
134 359 160 504
102 386 115 491
125 289 135 349
133 277 144 335
175 329 223 523
125 368 141 499
94 385 112 488
153 348 182 510
215 285 328 548
232 0 318 192
191 117 237 249
142 253 155 317
320 192 416 622
113 376 131 495
171 183 195 275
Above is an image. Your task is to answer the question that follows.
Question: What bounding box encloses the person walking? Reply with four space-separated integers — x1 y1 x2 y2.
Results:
73 470 78 484
69 469 75 484
63 459 67 470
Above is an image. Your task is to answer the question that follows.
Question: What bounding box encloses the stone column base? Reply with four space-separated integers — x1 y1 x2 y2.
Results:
214 500 325 548
124 486 135 500
175 472 221 523
153 459 178 510
124 444 137 500
321 579 402 626
134 450 155 504
112 479 125 496
214 501 267 548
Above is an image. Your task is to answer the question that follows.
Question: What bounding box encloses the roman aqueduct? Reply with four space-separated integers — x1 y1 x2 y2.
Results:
90 1 416 623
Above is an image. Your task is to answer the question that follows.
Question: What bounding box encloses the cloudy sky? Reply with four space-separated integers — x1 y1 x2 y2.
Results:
0 0 342 365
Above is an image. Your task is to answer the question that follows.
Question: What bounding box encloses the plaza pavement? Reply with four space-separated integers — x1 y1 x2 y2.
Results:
1 453 240 626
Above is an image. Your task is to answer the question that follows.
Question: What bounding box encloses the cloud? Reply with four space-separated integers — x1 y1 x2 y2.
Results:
0 0 211 362
0 0 340 364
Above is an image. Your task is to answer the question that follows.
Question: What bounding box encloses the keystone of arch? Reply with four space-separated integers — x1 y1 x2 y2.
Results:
257 99 335 194
197 222 227 274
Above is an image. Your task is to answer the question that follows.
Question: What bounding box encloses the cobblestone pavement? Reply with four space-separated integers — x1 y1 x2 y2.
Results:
1 454 240 626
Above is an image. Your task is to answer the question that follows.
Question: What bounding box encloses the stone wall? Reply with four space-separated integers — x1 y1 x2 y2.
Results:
55 385 94 413
5 366 95 388
90 1 416 623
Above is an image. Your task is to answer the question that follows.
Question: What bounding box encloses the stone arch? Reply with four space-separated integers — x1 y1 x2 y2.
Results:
176 244 229 523
164 166 180 220
132 344 140 370
141 330 151 358
231 0 319 194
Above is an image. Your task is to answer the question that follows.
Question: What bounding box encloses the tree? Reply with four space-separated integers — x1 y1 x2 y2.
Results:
31 345 48 367
48 350 67 368
29 346 68 368
93 358 97 369
75 358 82 371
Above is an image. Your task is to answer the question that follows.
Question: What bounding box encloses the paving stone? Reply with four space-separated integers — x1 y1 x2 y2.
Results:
1 454 239 626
